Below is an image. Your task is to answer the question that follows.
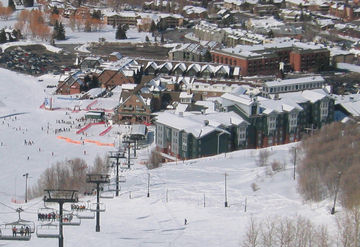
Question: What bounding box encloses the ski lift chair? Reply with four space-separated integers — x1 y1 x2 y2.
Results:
62 213 81 226
0 224 31 241
36 222 59 239
90 202 106 212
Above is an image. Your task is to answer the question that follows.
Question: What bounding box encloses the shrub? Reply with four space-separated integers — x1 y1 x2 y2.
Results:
147 149 162 169
251 182 259 192
271 160 284 172
257 149 271 167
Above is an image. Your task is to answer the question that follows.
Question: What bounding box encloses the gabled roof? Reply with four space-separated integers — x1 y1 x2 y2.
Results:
201 64 216 73
221 93 254 106
145 61 158 70
173 63 187 72
215 65 230 75
158 62 173 71
187 64 201 73
258 98 303 115
279 88 331 104
155 111 247 138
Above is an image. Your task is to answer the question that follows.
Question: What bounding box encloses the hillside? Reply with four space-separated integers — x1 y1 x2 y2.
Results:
0 68 340 246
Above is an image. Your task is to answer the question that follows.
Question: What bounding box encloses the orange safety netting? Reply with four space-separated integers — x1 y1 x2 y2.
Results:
57 136 114 147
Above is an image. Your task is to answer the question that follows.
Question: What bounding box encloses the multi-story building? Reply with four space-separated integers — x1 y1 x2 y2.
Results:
155 111 249 159
216 88 334 148
168 43 209 62
154 87 334 159
211 40 330 76
261 76 325 98
114 93 152 124
193 21 265 46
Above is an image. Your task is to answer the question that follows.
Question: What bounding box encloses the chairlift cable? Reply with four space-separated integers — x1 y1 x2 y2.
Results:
23 199 43 211
0 200 17 211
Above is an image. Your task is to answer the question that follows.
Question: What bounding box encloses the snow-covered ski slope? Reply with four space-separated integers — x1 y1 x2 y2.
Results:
0 68 339 246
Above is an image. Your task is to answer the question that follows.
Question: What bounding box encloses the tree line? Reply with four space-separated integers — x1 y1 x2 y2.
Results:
297 122 360 210
29 156 110 199
242 212 360 247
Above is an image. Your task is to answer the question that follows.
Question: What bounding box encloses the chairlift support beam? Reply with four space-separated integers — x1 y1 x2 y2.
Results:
109 150 126 197
86 174 110 232
43 189 78 247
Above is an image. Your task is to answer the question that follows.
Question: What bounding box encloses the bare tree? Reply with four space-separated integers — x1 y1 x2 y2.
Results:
242 217 260 247
147 149 162 169
256 149 271 167
298 122 360 210
241 216 333 247
261 218 277 247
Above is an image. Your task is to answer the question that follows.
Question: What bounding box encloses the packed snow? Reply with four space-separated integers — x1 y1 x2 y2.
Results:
0 6 341 247
0 68 340 246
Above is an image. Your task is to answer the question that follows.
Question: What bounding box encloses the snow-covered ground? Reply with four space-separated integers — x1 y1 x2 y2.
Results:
0 8 156 50
0 6 341 246
0 67 340 247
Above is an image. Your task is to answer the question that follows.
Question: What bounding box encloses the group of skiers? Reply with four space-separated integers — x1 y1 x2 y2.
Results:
38 212 73 222
11 226 30 237
71 204 87 211
38 212 57 221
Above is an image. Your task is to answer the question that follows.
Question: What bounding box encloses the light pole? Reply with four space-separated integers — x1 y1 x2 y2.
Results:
331 171 342 215
23 173 29 203
292 147 297 180
147 173 150 198
224 173 228 207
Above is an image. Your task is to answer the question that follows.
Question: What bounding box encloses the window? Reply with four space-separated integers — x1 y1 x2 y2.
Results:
320 99 329 121
238 126 246 144
171 129 179 154
267 115 276 134
289 112 297 132
182 134 187 151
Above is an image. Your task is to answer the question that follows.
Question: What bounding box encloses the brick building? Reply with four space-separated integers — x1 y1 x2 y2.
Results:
97 69 135 89
211 40 330 76
114 93 152 124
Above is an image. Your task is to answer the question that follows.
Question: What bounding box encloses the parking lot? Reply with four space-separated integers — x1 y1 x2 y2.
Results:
0 45 76 75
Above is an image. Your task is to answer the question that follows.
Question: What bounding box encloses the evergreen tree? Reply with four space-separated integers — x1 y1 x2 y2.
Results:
91 10 101 20
0 29 7 44
11 29 21 41
53 21 66 40
150 20 156 33
203 50 212 62
52 6 59 15
8 0 15 11
157 19 167 32
53 20 59 39
58 22 65 40
115 25 127 39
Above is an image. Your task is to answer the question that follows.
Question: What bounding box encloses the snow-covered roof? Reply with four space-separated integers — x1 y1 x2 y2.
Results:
264 76 324 88
280 88 330 103
85 88 106 98
221 93 254 106
183 5 207 14
179 92 193 99
337 63 360 73
187 64 201 73
155 111 246 138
